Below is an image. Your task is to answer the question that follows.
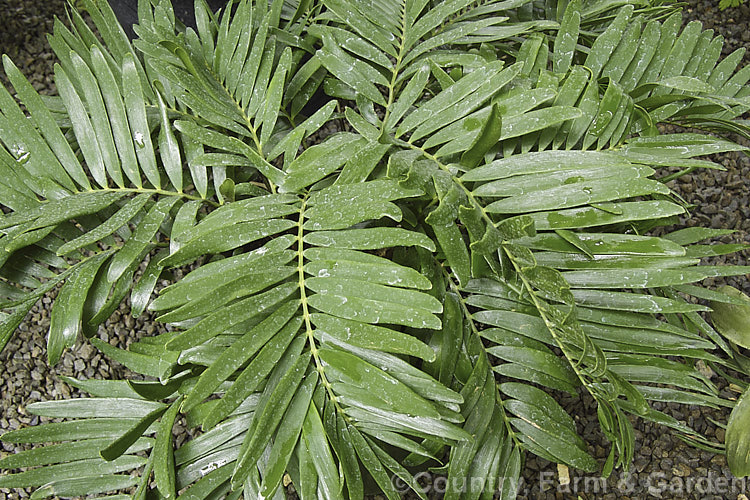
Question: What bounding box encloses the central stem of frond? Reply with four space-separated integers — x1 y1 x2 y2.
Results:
296 199 348 419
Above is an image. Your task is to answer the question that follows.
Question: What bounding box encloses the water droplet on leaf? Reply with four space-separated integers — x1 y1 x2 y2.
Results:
16 151 30 164
13 145 30 164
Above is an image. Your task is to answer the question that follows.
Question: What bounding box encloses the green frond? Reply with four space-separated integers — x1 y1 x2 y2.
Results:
3 0 750 496
0 3 221 356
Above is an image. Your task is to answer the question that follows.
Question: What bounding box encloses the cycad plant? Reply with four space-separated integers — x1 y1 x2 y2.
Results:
1 0 750 497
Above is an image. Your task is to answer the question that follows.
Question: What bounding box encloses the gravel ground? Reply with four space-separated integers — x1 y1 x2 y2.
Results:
0 0 749 499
